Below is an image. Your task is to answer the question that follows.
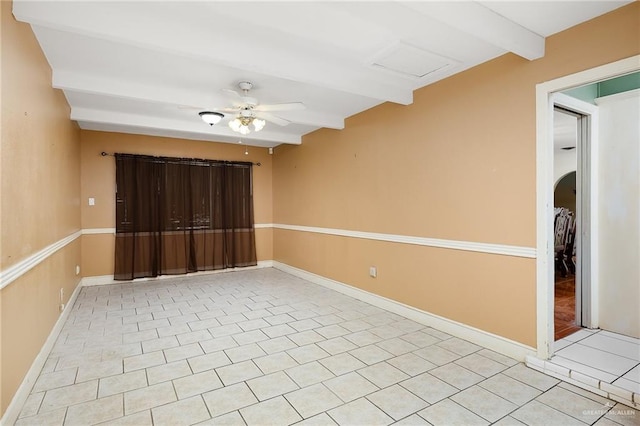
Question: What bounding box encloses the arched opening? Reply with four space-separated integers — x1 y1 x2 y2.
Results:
553 171 579 340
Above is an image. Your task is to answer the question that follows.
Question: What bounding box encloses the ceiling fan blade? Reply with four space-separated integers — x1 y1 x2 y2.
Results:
255 112 290 126
255 102 306 112
221 88 258 108
221 88 242 100
218 107 240 113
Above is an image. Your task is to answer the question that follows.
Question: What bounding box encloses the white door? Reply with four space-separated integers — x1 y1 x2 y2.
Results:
595 89 640 338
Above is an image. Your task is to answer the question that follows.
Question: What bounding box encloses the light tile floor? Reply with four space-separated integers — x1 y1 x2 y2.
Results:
15 268 639 425
551 328 640 401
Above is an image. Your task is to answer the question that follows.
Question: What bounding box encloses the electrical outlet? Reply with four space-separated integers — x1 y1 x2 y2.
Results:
60 288 64 303
369 266 377 278
75 265 80 275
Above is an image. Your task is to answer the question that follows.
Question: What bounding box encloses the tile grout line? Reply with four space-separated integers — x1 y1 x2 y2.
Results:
547 354 638 404
15 269 638 425
529 378 620 425
571 340 640 364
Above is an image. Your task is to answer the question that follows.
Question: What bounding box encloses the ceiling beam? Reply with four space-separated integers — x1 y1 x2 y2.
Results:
267 111 344 130
401 1 545 60
14 0 414 104
54 71 345 130
70 107 302 145
78 122 284 149
53 71 212 110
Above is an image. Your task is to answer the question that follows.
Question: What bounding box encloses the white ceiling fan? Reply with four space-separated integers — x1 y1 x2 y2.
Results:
199 81 305 135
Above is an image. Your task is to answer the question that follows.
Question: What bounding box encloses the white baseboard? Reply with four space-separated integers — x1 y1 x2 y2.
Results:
81 260 275 287
81 274 118 286
1 279 83 426
273 261 535 362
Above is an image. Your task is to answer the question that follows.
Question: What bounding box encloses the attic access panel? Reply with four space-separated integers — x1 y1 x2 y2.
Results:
370 42 456 79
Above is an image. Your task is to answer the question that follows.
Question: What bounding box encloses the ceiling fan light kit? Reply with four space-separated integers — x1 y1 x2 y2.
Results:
229 109 266 135
223 81 303 135
199 111 224 126
197 81 303 136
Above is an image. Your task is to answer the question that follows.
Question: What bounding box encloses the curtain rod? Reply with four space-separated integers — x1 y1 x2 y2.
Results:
100 152 261 166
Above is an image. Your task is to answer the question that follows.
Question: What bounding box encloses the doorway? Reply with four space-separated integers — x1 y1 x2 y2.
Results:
535 55 639 360
534 58 640 406
553 170 579 340
552 102 593 341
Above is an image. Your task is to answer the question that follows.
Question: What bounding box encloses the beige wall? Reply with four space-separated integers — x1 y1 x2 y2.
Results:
0 241 81 413
0 0 82 416
0 1 637 417
273 3 640 348
80 131 273 277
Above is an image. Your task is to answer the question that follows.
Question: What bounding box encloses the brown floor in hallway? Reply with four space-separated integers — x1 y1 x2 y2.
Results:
554 275 581 340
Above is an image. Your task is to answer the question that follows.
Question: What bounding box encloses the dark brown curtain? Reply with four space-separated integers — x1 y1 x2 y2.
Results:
114 154 257 280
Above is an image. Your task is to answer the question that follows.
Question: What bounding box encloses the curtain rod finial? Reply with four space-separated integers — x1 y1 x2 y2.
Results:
101 152 109 156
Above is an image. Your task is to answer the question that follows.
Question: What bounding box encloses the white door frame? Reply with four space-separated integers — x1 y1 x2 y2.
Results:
553 95 598 331
535 55 640 360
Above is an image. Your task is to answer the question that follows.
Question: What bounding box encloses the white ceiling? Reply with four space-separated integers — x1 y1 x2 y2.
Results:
13 1 631 148
554 110 577 151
